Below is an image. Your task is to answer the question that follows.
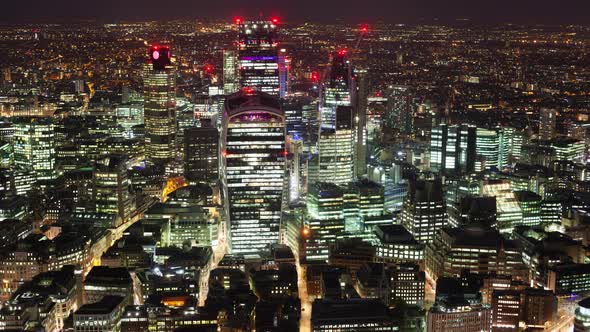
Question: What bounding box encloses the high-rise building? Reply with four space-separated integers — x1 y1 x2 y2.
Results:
400 178 447 243
144 45 176 164
514 190 542 227
386 85 414 136
481 180 523 233
223 50 239 95
539 108 557 141
237 19 281 96
429 124 476 174
426 224 529 281
93 156 134 225
320 50 352 129
317 106 354 185
12 117 55 181
305 182 346 262
222 89 286 255
278 48 290 98
475 127 511 171
183 125 219 184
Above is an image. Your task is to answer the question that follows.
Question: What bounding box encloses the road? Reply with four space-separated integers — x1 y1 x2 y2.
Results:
296 257 311 332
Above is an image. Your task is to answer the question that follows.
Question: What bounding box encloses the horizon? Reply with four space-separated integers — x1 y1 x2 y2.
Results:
2 0 590 24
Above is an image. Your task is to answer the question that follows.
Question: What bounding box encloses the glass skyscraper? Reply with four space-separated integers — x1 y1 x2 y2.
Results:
144 45 176 164
222 89 286 255
12 117 55 181
237 20 281 96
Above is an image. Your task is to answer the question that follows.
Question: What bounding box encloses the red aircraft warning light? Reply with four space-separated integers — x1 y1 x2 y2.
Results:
361 25 369 33
234 17 243 24
271 17 280 24
337 49 348 56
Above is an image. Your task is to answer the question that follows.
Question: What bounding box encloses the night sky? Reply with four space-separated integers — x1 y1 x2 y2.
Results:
2 0 589 23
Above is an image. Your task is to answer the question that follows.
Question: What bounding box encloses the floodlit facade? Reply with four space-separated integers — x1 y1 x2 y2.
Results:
481 180 523 233
222 89 286 255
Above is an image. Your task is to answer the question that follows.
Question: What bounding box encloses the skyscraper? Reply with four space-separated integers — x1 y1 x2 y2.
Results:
400 178 447 244
539 108 557 141
386 85 414 136
223 50 239 95
320 50 352 128
237 19 281 96
93 156 134 226
317 106 355 185
222 89 286 255
429 124 476 174
314 51 355 186
12 117 55 181
184 125 219 185
144 45 176 164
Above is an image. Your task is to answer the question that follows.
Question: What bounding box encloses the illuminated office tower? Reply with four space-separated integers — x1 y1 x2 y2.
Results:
317 106 354 185
184 125 219 185
305 182 345 262
223 50 239 95
429 124 476 174
222 89 286 255
282 96 307 141
93 156 134 225
237 18 281 96
426 224 529 281
400 178 447 243
481 180 523 233
144 45 176 164
539 108 557 141
515 190 542 227
475 127 511 171
320 50 352 128
386 85 414 135
12 117 55 180
475 127 500 171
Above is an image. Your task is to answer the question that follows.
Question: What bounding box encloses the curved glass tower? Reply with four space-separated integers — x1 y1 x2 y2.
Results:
222 89 286 255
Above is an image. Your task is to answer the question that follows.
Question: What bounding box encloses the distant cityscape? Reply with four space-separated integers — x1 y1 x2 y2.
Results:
0 18 589 332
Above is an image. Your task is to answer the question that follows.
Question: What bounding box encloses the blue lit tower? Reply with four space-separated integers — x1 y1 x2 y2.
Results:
236 18 283 97
222 89 286 255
